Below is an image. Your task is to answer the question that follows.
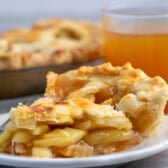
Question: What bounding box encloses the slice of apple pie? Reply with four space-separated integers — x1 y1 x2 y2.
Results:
0 63 168 158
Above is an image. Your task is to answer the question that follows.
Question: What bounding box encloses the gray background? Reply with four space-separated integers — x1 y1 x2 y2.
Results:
0 0 110 33
0 0 166 33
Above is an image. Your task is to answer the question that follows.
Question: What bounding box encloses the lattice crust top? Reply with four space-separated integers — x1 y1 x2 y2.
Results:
0 18 102 70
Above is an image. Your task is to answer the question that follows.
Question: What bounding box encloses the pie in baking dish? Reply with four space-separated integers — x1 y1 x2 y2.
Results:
0 63 168 158
0 18 102 70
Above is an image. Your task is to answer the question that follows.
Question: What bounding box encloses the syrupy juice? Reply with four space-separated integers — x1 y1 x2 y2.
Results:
103 31 168 112
104 31 168 80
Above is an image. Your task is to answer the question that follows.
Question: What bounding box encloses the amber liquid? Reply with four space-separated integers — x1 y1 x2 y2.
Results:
104 31 168 112
104 31 168 80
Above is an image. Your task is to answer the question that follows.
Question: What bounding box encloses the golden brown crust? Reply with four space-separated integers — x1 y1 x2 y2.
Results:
45 62 168 137
0 18 102 70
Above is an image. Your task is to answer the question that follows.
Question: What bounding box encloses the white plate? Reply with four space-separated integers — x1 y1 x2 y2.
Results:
0 113 168 168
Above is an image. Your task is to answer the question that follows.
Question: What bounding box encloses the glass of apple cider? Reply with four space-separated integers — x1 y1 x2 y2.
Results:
102 1 168 113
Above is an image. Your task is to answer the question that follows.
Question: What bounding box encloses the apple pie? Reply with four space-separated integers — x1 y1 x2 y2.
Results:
0 18 102 70
0 63 168 158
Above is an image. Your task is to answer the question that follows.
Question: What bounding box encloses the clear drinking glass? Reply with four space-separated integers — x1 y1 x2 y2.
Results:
102 0 168 112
